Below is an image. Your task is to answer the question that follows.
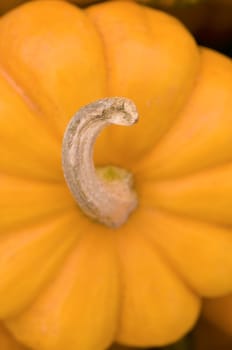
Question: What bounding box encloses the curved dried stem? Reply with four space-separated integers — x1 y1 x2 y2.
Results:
62 97 138 228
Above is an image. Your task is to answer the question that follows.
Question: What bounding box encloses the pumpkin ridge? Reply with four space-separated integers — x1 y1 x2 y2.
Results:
0 0 108 141
141 209 232 296
142 162 232 226
141 223 201 299
5 230 120 350
113 229 139 345
133 49 204 175
0 211 82 319
87 1 201 166
0 63 61 142
85 8 110 95
134 48 232 180
115 228 201 346
137 160 232 183
0 207 78 236
140 204 232 231
85 4 119 168
140 195 232 229
0 64 40 115
0 206 79 236
0 323 28 350
0 172 65 185
115 216 201 346
143 5 203 144
0 174 78 234
139 5 202 148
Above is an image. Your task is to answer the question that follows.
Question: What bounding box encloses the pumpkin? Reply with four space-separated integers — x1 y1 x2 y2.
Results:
1 2 231 56
0 324 29 350
0 0 232 349
110 345 140 349
130 0 232 56
202 294 232 336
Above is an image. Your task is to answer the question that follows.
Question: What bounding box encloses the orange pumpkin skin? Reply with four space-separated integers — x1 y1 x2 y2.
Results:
0 324 29 350
1 2 231 56
0 1 232 349
110 345 140 350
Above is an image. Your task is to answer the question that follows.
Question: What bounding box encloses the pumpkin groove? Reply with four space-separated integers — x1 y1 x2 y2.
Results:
0 323 29 350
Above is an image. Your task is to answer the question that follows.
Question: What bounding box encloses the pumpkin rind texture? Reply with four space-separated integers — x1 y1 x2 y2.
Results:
0 1 231 349
0 324 29 350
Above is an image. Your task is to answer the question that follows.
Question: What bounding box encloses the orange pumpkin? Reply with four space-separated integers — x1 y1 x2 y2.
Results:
0 1 232 349
202 294 232 336
1 2 231 55
0 324 29 350
127 0 232 56
110 345 140 349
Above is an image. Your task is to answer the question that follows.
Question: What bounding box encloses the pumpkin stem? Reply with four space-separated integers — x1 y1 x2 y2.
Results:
62 97 138 228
